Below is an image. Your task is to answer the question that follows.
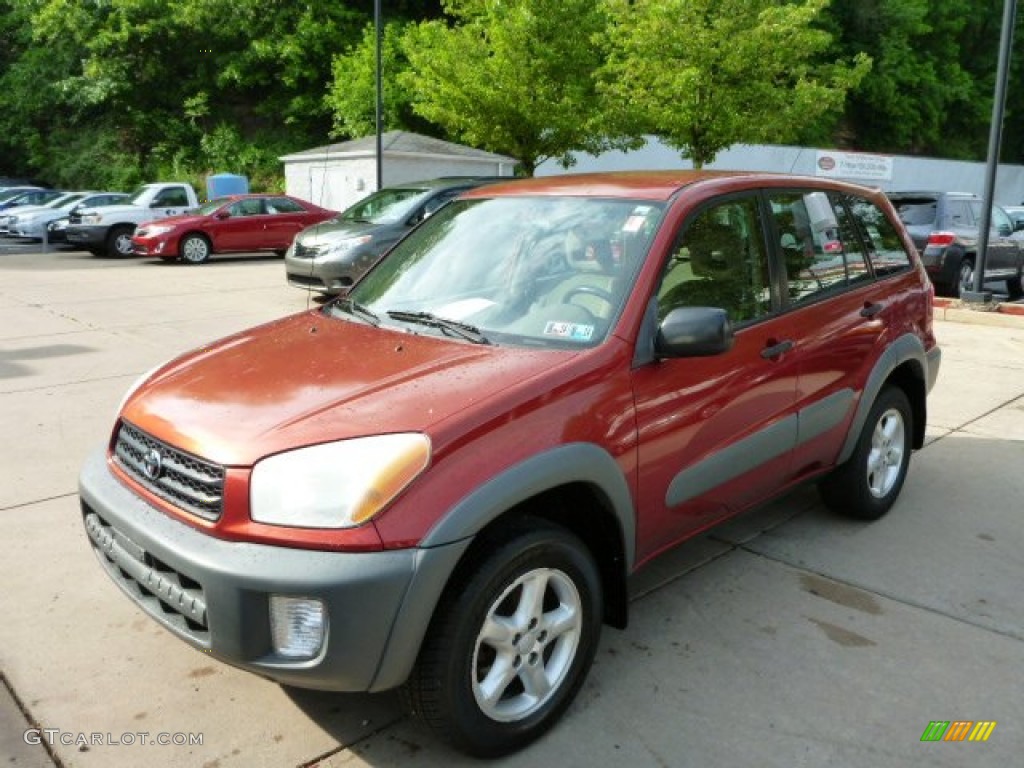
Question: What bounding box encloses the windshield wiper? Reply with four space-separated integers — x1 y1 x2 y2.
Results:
386 310 491 345
332 297 380 326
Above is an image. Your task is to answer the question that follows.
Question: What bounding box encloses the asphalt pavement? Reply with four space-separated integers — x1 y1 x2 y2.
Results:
2 247 1024 767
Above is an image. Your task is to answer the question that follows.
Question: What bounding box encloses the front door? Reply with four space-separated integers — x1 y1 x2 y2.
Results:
630 194 802 565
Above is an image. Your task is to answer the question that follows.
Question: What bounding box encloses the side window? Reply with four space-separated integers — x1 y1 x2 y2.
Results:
949 200 972 227
832 196 872 287
847 197 911 276
769 191 870 304
229 199 264 217
152 188 188 207
413 190 460 225
657 197 771 325
991 206 1012 234
266 197 303 214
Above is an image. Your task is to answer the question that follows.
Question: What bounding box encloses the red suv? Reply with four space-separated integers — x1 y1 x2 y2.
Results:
80 171 940 757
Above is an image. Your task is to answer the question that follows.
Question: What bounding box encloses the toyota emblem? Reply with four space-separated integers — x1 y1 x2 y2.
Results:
142 448 163 480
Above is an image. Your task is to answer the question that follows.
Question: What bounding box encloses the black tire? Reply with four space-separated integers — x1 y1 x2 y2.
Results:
1006 275 1023 299
401 519 602 758
106 225 135 258
180 233 212 264
953 258 975 298
820 386 913 520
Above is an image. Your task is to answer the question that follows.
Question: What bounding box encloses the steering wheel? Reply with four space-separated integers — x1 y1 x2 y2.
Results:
563 284 615 310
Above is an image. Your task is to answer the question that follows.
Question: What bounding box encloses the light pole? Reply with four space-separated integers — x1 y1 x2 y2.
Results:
374 0 383 192
964 0 1018 304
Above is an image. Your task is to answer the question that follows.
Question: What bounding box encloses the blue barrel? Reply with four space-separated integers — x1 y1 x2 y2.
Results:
206 173 249 200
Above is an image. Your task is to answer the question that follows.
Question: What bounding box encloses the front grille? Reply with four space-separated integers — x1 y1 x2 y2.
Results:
287 272 326 289
114 421 224 521
292 242 326 260
84 508 209 642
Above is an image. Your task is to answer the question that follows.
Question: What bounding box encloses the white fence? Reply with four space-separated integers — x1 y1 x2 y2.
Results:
537 139 1024 206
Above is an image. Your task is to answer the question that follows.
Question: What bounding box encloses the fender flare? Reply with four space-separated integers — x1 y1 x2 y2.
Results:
837 333 929 465
420 442 637 571
369 442 636 691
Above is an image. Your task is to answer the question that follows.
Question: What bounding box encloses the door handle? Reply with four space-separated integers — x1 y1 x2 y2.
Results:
761 339 794 360
860 302 883 319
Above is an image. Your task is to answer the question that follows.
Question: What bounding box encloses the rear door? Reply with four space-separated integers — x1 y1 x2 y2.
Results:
767 189 892 479
262 196 314 248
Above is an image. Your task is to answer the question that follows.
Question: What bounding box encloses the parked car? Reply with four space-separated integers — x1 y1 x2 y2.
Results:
131 194 337 264
285 176 506 294
0 187 61 212
44 194 130 245
6 192 128 240
887 190 1024 298
0 192 84 234
80 171 940 757
66 182 201 257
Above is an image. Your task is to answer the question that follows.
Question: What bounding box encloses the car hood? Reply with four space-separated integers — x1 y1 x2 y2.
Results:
121 311 571 466
137 212 206 229
295 219 394 246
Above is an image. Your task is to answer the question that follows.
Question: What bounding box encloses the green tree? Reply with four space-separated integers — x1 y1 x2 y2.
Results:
400 0 638 175
600 0 870 168
826 0 981 158
327 20 436 139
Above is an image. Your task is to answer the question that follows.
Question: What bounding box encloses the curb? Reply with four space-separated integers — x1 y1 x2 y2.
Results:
933 297 1024 328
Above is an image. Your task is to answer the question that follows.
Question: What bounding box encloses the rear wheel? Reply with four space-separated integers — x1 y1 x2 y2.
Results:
180 234 212 264
106 225 135 258
402 519 602 758
1006 275 1023 299
954 258 975 298
820 386 912 520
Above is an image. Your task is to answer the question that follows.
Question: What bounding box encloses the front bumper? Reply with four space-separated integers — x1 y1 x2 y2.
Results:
285 247 380 294
65 225 108 248
79 448 469 692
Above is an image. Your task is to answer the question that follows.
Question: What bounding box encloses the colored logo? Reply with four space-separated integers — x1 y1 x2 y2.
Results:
921 721 997 742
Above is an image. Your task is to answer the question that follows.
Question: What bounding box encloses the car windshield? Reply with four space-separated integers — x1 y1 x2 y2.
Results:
341 196 666 349
196 198 232 216
0 188 36 203
338 187 428 224
47 193 85 209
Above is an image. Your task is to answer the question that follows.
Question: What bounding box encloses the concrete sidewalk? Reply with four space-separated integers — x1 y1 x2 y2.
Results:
2 251 1023 767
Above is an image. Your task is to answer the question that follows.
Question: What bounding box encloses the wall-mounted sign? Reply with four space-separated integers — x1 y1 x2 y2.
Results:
815 150 893 181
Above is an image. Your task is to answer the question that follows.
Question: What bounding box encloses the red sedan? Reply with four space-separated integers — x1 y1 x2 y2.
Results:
132 194 337 264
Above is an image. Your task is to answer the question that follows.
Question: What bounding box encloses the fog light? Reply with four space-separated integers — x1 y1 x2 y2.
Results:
269 596 326 660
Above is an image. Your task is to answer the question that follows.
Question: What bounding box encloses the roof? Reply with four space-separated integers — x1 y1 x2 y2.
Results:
460 169 876 202
279 131 516 164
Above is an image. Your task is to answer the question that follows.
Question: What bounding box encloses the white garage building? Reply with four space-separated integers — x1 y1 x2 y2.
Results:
280 131 516 212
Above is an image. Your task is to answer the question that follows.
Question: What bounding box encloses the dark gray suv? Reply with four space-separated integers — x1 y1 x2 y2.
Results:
285 177 507 295
887 190 1024 298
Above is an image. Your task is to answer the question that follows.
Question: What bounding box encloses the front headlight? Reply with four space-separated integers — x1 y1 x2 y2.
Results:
139 224 175 237
81 212 104 224
324 235 373 256
250 433 431 528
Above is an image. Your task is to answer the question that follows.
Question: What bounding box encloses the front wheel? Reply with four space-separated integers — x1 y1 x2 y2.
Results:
106 225 135 258
820 386 912 520
402 520 602 757
180 234 212 264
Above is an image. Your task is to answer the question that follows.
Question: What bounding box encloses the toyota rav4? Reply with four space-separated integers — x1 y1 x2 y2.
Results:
80 171 940 757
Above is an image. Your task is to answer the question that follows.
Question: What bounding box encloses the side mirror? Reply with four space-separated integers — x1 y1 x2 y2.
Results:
655 306 734 358
215 210 230 220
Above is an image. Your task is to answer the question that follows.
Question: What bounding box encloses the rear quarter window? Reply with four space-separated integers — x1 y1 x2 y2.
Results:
848 198 912 276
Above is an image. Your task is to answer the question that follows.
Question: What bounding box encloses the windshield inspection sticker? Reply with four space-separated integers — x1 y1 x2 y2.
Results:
543 321 594 341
